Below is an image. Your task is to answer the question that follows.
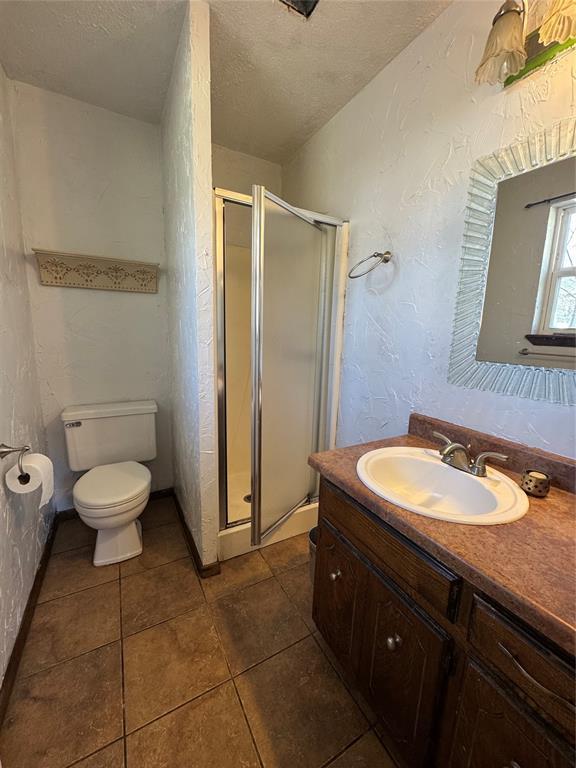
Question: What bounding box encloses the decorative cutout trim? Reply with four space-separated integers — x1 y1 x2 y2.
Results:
448 117 576 406
33 249 159 293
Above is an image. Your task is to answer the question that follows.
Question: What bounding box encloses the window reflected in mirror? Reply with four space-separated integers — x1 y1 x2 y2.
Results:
538 199 576 333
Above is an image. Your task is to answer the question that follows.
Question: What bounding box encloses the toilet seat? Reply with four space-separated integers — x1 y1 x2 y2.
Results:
76 487 150 519
73 461 151 512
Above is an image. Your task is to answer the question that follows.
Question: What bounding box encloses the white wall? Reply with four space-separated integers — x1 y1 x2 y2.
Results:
11 82 172 509
283 0 576 458
162 2 218 565
212 143 282 196
0 64 48 685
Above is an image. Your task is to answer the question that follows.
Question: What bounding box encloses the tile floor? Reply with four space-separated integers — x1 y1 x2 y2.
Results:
0 496 395 768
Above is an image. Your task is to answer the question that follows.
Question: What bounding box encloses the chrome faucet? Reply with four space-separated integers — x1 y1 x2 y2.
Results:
432 431 508 477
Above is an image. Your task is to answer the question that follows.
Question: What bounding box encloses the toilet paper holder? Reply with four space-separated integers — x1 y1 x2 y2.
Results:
0 443 31 484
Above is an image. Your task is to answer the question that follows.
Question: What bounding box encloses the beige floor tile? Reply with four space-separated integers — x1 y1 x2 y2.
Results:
211 577 309 674
261 533 310 574
123 605 230 731
277 561 316 630
139 496 179 530
19 581 120 677
125 682 259 768
121 557 204 635
0 643 123 768
120 523 189 577
72 740 125 768
201 550 272 602
327 732 395 767
236 635 367 768
39 546 119 603
52 516 96 554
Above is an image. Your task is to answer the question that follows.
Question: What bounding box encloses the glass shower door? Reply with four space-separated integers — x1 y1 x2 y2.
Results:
251 187 325 545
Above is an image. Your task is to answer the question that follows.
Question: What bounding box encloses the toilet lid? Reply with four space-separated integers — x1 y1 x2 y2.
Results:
74 461 151 509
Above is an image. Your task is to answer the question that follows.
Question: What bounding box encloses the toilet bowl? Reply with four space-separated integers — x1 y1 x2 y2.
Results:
73 460 151 566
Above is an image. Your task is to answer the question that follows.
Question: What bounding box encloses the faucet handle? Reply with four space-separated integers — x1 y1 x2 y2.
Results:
432 431 452 447
471 451 509 477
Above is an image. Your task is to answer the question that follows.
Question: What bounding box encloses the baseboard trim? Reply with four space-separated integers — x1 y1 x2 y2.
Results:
0 514 58 728
149 488 175 501
170 491 220 579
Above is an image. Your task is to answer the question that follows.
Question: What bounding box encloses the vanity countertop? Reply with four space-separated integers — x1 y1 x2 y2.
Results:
309 423 576 658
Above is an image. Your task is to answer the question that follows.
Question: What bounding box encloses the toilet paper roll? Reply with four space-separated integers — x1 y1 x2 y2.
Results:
5 453 54 507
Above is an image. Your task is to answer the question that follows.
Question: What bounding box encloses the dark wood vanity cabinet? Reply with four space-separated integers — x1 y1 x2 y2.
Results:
313 480 575 768
448 663 573 768
314 521 367 674
359 569 451 767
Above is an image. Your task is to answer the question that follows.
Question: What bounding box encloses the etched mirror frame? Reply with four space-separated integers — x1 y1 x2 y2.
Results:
448 117 576 406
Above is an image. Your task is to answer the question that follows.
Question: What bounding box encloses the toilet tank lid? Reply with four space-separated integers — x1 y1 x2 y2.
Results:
61 400 157 421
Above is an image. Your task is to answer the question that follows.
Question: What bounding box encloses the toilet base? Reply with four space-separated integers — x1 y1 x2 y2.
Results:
93 519 143 566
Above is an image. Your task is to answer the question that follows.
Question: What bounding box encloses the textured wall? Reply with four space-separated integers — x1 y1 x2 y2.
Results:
0 63 48 686
11 82 172 509
162 2 218 565
283 0 576 458
212 143 282 196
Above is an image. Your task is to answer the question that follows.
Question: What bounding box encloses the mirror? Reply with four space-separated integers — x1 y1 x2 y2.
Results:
448 117 576 405
477 156 576 370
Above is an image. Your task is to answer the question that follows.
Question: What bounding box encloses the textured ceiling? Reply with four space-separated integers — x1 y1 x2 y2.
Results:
0 0 450 160
209 0 450 161
0 0 186 123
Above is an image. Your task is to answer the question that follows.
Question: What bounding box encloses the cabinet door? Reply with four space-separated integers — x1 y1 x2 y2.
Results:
313 520 367 676
449 662 573 768
359 569 451 768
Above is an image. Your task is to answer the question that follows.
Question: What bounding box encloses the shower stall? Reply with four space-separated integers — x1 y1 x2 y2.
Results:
214 186 347 553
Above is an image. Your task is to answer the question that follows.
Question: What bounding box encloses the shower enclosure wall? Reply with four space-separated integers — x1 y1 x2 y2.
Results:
215 186 347 554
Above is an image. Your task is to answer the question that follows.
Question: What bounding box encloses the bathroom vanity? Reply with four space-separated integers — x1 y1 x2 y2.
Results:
310 415 576 768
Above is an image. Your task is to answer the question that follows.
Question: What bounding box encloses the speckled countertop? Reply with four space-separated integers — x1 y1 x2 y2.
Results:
309 427 576 657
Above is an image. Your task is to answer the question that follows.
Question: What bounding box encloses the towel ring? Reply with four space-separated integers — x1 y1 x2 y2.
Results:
348 251 392 279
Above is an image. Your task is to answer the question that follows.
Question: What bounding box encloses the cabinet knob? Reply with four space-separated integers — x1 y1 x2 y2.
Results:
386 634 403 652
329 568 342 582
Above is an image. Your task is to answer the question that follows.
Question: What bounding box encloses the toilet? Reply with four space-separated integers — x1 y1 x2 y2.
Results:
61 400 157 566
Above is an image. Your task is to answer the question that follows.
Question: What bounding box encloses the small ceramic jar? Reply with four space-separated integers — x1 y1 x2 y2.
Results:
520 469 551 498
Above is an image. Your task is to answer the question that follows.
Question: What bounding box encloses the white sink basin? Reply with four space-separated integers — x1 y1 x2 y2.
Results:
356 447 528 525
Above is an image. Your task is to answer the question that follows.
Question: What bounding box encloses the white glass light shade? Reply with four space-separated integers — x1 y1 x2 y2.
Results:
539 0 576 44
475 7 527 84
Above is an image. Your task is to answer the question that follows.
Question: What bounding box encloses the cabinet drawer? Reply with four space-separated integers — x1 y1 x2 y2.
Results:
449 662 573 768
469 596 575 737
320 480 461 619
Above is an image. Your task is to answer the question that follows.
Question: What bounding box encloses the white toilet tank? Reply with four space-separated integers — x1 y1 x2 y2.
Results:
61 400 157 471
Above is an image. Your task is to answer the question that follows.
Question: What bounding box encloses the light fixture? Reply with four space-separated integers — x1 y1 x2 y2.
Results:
539 0 576 44
279 0 320 18
476 0 527 85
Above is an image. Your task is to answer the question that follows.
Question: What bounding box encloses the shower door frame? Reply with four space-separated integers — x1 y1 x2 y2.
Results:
213 187 348 539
